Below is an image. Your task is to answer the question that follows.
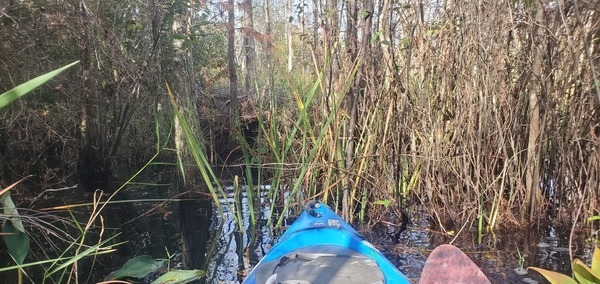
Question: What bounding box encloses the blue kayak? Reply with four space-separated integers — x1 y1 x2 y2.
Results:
243 201 411 284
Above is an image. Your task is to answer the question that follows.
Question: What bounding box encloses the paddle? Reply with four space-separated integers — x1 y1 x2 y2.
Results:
419 244 491 284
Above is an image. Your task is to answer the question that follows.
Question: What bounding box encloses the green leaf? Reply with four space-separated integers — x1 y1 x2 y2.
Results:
573 259 600 284
359 10 372 19
171 34 186 40
592 246 600 275
373 199 392 208
588 215 600 222
399 37 411 46
250 156 262 164
0 192 25 233
257 146 267 155
47 235 122 277
2 221 30 265
0 61 79 109
106 255 168 280
151 270 206 284
528 267 578 284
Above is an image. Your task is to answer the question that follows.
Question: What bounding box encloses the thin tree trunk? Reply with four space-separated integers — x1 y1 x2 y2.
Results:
171 3 208 269
325 0 339 94
378 0 396 92
264 0 273 94
228 0 238 122
77 0 112 195
243 0 256 97
526 1 545 221
287 0 293 73
341 0 360 221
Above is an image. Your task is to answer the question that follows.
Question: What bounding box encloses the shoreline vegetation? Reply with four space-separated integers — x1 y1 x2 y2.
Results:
1 0 598 283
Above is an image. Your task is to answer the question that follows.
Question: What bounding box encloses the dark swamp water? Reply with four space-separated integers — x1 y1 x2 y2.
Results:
205 186 596 283
3 175 598 284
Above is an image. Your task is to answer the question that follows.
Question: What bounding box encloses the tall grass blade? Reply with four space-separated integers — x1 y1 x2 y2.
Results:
165 82 230 216
45 236 122 277
0 61 79 109
274 53 361 226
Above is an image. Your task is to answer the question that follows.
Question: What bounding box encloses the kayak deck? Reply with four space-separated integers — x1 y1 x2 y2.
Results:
243 201 410 284
253 245 384 284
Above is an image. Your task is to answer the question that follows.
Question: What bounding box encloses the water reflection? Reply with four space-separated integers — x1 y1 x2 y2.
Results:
204 186 595 283
207 185 272 283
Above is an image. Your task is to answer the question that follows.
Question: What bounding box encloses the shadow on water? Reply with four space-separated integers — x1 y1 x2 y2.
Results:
0 166 215 283
206 187 597 284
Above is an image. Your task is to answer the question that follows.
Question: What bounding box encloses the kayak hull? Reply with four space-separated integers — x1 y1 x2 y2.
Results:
243 202 410 284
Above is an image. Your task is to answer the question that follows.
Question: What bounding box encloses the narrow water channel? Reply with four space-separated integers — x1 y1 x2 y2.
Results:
5 180 593 283
203 186 596 283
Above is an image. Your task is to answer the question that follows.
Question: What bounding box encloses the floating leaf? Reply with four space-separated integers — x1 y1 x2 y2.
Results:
528 267 578 284
2 221 30 265
0 61 79 109
573 259 600 284
151 270 205 284
106 255 167 280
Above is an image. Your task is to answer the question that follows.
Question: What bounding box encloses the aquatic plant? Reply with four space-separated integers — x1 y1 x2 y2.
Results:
514 247 528 275
0 61 79 283
1 62 205 283
0 179 30 284
103 255 205 284
529 245 600 284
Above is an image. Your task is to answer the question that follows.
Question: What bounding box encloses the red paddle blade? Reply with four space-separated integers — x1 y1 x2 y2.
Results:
419 244 491 284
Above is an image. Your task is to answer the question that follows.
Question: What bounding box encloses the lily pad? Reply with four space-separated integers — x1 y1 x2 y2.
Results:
151 270 206 284
106 255 168 280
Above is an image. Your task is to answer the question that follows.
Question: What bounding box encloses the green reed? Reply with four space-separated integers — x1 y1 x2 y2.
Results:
165 82 235 224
